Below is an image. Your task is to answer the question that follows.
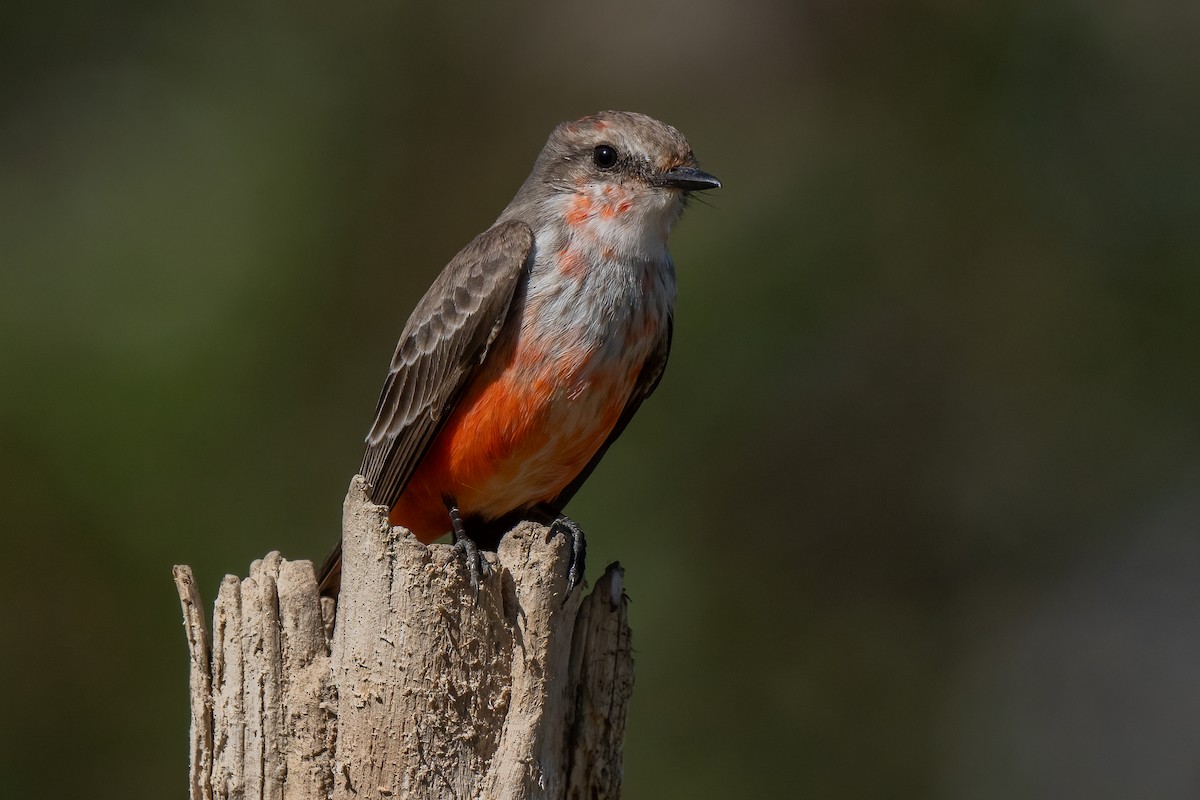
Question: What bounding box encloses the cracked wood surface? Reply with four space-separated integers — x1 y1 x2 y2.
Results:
174 476 633 800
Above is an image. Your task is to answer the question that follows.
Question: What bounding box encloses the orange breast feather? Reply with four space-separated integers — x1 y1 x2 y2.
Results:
388 335 634 542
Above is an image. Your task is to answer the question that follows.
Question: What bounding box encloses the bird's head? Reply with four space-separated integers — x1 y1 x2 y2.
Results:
504 111 720 252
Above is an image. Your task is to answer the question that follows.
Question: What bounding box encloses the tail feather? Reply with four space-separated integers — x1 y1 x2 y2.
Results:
317 541 342 596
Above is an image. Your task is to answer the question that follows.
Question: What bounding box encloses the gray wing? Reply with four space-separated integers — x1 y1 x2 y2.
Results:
360 219 535 509
546 315 673 512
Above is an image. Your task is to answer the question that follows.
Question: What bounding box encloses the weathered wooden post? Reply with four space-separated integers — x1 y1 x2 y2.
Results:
174 476 633 800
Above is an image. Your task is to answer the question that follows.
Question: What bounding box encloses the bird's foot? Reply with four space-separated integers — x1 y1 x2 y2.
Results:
448 504 489 600
547 514 587 596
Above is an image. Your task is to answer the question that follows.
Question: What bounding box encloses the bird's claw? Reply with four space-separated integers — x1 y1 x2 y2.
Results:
451 532 490 600
448 503 489 601
549 515 587 596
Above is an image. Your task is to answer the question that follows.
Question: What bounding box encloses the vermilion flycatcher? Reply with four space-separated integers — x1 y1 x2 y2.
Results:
319 111 719 596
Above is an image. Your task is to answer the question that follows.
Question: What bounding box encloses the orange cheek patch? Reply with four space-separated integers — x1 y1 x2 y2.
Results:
598 189 632 220
565 194 592 226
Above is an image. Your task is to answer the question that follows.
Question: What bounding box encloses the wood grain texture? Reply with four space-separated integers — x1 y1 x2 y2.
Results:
173 476 634 800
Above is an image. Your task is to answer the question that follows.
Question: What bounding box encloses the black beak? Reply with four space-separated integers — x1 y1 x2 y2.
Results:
655 166 722 192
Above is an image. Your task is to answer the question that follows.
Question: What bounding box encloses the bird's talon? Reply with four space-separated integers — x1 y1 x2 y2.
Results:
448 503 486 600
549 515 587 596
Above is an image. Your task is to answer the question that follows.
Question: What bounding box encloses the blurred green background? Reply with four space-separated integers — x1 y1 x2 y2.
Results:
3 1 1199 797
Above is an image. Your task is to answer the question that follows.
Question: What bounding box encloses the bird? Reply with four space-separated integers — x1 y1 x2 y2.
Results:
318 110 719 597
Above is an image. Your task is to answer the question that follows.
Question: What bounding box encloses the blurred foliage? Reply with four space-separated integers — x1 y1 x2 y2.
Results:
2 1 1198 798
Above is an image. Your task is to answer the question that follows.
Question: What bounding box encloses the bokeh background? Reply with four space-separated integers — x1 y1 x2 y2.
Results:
3 1 1199 797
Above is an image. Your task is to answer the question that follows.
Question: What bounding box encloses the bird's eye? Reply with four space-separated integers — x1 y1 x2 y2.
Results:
593 145 618 169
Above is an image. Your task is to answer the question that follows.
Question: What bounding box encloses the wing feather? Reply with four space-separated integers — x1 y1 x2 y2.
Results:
361 219 534 509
